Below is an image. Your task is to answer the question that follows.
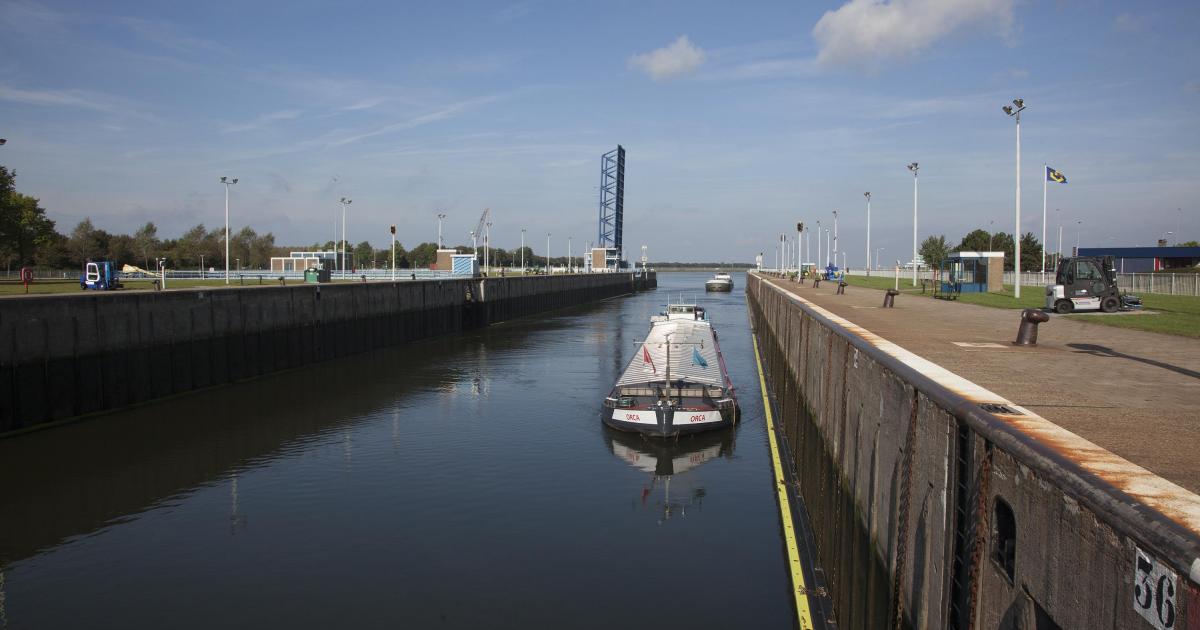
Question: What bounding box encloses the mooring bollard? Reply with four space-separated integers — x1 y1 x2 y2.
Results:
883 288 899 308
836 280 847 295
1014 308 1050 346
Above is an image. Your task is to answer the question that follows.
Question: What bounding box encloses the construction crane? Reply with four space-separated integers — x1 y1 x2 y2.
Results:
471 207 490 256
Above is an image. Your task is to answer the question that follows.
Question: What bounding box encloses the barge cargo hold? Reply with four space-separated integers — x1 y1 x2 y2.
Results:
602 302 738 437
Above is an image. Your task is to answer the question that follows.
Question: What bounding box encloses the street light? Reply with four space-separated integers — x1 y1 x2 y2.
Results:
816 220 822 268
390 224 397 281
1003 98 1026 298
875 247 884 270
832 210 839 268
520 229 526 271
437 213 446 248
1075 219 1083 254
989 220 995 251
1163 230 1174 244
219 176 238 285
863 193 871 274
825 228 831 267
546 233 551 274
568 236 573 273
485 221 493 272
0 138 7 146
907 162 919 286
339 197 352 278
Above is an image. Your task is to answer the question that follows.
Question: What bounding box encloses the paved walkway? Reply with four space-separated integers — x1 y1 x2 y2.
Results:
763 276 1200 494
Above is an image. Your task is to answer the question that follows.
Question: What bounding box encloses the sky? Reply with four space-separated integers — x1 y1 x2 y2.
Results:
1 0 1198 263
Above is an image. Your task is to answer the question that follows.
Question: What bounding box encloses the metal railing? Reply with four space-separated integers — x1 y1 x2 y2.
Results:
761 267 1200 297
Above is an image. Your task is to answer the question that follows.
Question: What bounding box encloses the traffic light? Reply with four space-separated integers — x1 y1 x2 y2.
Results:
390 225 396 235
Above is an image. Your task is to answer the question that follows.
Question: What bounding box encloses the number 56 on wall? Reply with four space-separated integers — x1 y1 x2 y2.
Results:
1134 547 1177 630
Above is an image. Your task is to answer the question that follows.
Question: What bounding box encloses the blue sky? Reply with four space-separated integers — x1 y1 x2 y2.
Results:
1 0 1198 263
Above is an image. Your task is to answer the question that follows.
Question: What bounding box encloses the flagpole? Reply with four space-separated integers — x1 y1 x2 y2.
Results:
1042 164 1048 278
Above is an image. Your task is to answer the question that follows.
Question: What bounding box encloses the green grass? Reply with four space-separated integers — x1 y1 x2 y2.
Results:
838 274 1200 339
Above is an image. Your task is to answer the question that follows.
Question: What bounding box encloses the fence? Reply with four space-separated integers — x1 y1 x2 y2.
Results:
763 267 1200 297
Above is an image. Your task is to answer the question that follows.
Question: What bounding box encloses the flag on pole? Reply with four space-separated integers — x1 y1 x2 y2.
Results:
1046 166 1067 184
642 344 656 374
691 347 709 368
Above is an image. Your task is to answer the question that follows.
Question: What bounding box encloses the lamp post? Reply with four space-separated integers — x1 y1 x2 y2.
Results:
989 220 995 251
1003 98 1026 297
520 229 526 271
390 224 396 281
200 254 205 278
816 220 822 268
1075 220 1083 254
907 162 919 286
832 210 838 268
864 192 871 274
825 228 831 267
437 213 446 248
875 247 884 270
220 176 238 285
546 233 551 274
485 221 492 273
796 221 804 272
568 236 573 273
339 197 352 278
1056 209 1062 266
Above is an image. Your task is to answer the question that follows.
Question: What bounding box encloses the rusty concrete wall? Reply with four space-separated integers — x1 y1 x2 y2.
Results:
747 272 1199 630
0 272 654 434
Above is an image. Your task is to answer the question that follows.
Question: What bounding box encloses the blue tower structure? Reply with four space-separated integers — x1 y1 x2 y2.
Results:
597 145 625 269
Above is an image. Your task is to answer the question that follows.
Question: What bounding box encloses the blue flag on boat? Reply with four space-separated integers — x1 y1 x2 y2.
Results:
692 347 709 368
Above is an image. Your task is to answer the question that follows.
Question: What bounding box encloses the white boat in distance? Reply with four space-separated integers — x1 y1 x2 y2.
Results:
705 272 733 292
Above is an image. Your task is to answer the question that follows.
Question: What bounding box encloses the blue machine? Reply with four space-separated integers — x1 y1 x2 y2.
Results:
824 264 840 281
81 261 123 290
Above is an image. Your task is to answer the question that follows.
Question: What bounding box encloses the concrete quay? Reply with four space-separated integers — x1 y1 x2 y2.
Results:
764 274 1200 493
748 271 1199 630
0 272 655 435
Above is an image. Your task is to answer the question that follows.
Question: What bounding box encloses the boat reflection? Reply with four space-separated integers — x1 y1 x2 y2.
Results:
603 428 735 524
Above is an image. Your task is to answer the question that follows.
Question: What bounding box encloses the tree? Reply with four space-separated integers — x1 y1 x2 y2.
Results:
353 240 374 269
67 218 110 265
991 232 1016 270
133 222 159 268
919 235 951 271
957 229 992 253
1019 232 1043 273
0 166 59 268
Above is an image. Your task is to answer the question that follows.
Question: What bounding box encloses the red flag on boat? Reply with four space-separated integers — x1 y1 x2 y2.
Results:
642 344 656 374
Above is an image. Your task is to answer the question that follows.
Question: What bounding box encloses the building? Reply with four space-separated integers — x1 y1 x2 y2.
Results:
1077 247 1200 273
270 251 340 273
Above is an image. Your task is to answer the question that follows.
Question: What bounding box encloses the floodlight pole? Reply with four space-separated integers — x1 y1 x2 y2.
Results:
521 229 526 271
220 176 238 285
1004 99 1026 298
832 210 838 268
816 220 822 268
437 213 446 248
908 163 919 286
390 225 396 281
546 233 551 274
1041 164 1048 279
339 197 352 279
864 193 871 275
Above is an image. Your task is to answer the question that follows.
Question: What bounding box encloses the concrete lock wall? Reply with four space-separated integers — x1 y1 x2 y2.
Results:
0 272 654 434
746 272 1199 630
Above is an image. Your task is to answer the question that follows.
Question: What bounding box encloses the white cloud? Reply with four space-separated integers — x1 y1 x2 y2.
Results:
222 109 303 134
813 0 1015 68
0 84 124 113
328 95 501 147
1113 13 1149 33
629 36 706 81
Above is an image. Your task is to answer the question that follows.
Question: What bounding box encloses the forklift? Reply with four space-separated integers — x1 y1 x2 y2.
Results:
1045 255 1140 314
81 260 123 290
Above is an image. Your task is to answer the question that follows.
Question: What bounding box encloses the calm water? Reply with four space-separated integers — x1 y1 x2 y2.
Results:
0 272 792 629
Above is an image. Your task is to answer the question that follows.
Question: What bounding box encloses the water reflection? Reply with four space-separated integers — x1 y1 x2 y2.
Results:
603 428 735 524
